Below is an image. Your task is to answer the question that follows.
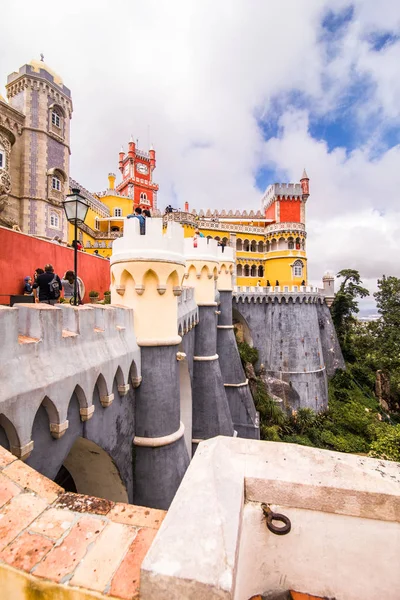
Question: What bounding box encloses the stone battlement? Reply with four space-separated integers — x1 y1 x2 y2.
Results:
178 287 199 335
111 218 185 266
0 303 140 459
262 182 304 211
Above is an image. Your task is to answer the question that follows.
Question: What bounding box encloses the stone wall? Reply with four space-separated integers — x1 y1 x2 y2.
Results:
0 303 140 501
233 293 344 412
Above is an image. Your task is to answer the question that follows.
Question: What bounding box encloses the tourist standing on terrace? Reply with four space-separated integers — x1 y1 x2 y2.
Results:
33 264 62 305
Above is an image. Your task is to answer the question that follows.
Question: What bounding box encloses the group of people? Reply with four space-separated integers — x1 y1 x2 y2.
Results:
23 265 83 305
127 207 151 235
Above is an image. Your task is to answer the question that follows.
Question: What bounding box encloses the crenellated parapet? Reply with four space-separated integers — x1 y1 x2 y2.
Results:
178 287 199 336
234 285 325 305
0 303 140 461
111 218 185 345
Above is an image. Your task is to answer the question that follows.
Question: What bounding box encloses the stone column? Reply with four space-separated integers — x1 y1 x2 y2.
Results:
216 248 259 439
110 218 190 509
184 237 234 454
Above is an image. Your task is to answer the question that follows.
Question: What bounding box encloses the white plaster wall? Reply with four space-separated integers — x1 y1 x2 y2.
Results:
235 501 400 600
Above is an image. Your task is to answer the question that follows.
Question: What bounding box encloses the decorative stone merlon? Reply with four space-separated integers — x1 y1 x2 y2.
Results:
50 420 69 439
100 394 114 408
80 406 95 421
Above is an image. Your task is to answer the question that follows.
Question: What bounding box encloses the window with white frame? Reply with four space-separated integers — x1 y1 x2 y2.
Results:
293 260 303 278
51 110 61 128
113 207 122 217
49 211 60 228
94 217 100 231
52 176 61 191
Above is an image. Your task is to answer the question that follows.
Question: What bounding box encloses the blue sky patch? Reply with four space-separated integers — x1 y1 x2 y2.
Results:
368 31 400 52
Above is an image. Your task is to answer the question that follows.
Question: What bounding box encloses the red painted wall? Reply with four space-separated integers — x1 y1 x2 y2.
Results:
265 202 276 221
279 200 301 222
0 226 111 305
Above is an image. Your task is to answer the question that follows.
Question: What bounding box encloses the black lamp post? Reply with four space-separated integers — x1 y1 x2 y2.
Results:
63 188 89 306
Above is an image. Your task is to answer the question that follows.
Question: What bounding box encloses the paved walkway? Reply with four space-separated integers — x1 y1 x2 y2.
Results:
0 445 165 599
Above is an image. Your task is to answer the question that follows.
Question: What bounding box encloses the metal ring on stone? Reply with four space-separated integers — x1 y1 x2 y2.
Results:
261 503 291 536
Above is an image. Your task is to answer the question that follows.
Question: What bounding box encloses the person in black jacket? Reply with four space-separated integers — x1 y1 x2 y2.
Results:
33 264 62 305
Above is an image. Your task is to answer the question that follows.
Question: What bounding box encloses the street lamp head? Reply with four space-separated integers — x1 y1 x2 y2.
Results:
63 188 90 224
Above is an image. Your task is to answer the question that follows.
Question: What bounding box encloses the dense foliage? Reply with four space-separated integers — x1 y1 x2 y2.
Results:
237 271 400 461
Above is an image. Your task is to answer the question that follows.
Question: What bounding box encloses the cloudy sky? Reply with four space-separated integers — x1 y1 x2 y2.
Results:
1 0 400 307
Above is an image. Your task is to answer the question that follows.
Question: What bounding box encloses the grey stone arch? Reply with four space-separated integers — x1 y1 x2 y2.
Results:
257 240 264 252
178 342 192 458
62 437 128 502
236 238 243 251
244 264 250 277
232 302 254 347
250 240 257 252
243 239 250 252
0 413 20 453
250 265 257 277
237 264 243 277
258 265 264 277
26 388 85 481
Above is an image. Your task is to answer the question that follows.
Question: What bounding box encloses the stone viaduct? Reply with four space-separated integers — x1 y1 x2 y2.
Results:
0 218 342 510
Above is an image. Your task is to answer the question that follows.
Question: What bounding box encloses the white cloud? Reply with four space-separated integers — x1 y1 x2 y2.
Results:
1 0 400 292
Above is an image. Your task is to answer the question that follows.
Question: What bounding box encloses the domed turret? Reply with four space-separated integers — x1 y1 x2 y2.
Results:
29 58 63 86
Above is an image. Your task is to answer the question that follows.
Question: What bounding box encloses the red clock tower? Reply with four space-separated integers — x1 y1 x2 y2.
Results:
116 136 159 211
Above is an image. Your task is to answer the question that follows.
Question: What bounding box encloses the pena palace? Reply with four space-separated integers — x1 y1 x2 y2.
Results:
0 58 309 288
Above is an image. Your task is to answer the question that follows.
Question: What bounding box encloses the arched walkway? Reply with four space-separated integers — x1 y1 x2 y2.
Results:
60 437 128 502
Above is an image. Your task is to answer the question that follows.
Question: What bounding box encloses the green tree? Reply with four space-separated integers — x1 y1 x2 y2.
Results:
330 269 369 360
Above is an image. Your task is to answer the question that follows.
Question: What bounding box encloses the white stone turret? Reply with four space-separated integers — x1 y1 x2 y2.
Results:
322 270 335 307
110 218 185 345
183 237 219 305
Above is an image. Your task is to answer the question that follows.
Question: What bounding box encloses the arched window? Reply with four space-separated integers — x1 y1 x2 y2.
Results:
94 217 100 231
49 105 65 136
52 176 61 191
257 241 264 252
49 211 60 228
250 240 257 252
222 237 228 245
243 239 250 252
293 260 303 278
215 236 220 242
288 237 294 249
251 265 257 277
271 239 277 251
295 237 301 249
113 207 122 217
266 241 270 252
258 265 264 277
237 264 243 277
140 192 147 202
0 143 5 169
52 110 61 128
278 237 286 250
244 265 250 277
236 239 243 251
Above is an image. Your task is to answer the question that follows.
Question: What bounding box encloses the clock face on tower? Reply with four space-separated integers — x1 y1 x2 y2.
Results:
136 163 148 175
